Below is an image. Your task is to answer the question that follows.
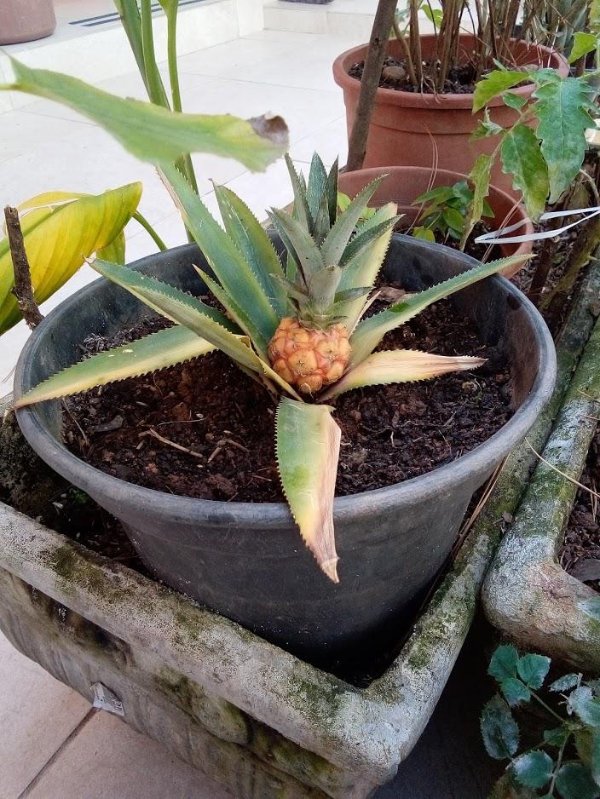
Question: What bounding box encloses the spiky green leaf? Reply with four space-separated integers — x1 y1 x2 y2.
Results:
14 325 214 407
276 398 341 582
321 350 484 400
501 124 549 220
268 207 325 281
321 177 384 267
284 155 311 232
533 76 597 203
2 57 288 171
350 255 529 366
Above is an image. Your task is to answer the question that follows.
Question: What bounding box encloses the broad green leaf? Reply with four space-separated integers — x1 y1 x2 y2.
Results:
473 69 530 113
570 686 600 727
350 255 530 366
276 398 341 583
549 674 580 693
569 32 599 64
503 92 528 111
481 695 520 760
320 350 484 400
555 762 599 799
544 727 570 747
500 677 531 707
501 124 549 220
412 226 436 242
533 77 597 203
14 325 215 407
462 154 493 248
489 645 520 681
2 57 288 172
512 751 554 790
517 653 551 690
0 183 141 334
161 164 280 349
213 184 287 316
321 177 384 267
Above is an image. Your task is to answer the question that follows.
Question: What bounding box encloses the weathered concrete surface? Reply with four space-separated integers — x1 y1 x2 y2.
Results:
484 259 600 672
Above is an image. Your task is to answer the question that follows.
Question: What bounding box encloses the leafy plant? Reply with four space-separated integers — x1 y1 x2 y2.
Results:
412 180 494 244
470 42 599 224
0 184 142 334
482 644 600 798
13 153 527 582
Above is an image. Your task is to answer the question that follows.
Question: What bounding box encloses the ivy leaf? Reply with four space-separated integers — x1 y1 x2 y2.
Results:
549 674 580 693
512 751 554 789
501 123 549 220
533 77 596 203
489 645 520 682
517 654 551 690
570 687 600 728
501 677 531 707
481 695 520 760
555 762 600 799
569 32 598 64
473 69 530 113
503 92 528 111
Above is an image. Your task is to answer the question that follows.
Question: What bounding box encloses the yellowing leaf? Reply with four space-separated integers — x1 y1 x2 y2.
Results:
3 57 288 172
276 398 341 583
321 350 485 399
14 325 215 407
0 183 142 334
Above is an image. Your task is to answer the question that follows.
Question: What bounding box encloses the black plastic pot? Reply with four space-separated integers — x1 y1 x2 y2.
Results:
15 237 555 673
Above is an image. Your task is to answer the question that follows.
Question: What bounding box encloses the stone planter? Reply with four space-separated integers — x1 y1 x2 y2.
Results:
483 255 600 672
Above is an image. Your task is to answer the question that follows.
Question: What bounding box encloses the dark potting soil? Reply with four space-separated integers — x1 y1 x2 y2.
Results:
398 221 501 263
349 56 482 94
560 424 600 591
62 293 513 503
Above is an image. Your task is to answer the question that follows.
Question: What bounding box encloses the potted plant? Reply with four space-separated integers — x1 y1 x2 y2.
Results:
332 0 570 192
0 0 56 45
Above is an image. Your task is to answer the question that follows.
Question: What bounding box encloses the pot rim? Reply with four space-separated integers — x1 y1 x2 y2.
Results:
15 239 556 528
332 35 569 110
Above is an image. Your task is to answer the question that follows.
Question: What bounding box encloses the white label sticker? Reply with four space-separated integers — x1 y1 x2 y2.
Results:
92 682 125 717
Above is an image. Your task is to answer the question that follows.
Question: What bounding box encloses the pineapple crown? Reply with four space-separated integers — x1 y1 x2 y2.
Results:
267 155 399 329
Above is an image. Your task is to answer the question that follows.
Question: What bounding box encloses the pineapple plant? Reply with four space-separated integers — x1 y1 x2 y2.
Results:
15 153 529 583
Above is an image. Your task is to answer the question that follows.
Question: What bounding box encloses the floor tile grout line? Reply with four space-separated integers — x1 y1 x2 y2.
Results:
16 707 98 799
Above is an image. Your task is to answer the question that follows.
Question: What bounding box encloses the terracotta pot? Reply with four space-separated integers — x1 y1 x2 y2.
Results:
338 166 533 265
0 0 56 45
332 35 569 197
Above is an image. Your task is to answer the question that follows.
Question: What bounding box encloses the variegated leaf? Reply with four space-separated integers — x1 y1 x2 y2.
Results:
15 325 214 407
276 398 341 582
321 177 384 267
321 350 485 399
350 255 530 365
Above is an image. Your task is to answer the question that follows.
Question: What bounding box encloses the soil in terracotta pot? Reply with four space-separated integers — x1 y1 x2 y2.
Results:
349 55 510 94
560 424 600 591
62 288 512 502
399 221 500 262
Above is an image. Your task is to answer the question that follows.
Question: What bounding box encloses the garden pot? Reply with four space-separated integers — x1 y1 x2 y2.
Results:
338 165 533 262
0 0 56 45
14 235 555 673
483 253 600 673
332 35 569 198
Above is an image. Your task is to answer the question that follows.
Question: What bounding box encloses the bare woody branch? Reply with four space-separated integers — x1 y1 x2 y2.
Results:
4 205 43 329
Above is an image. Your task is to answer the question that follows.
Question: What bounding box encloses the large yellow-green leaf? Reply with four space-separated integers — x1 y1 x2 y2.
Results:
0 183 142 334
14 325 215 407
2 58 288 172
276 398 341 583
350 254 530 366
321 350 485 400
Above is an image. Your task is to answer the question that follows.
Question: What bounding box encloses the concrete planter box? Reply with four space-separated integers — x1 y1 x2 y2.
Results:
483 258 600 672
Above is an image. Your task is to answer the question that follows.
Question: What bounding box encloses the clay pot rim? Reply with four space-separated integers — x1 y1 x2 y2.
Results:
332 34 569 110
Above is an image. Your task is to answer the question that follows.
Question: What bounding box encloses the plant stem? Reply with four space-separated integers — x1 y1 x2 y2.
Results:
4 206 43 329
346 0 399 171
140 0 169 107
166 5 182 113
531 691 566 725
548 732 570 796
132 211 168 251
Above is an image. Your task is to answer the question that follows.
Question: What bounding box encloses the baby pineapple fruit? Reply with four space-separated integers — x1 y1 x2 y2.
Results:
268 318 351 394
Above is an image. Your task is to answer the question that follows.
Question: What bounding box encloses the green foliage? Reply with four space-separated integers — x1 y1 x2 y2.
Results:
471 60 599 222
483 646 600 799
413 179 493 245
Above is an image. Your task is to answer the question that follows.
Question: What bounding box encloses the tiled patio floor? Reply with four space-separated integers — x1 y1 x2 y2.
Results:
1 6 496 797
